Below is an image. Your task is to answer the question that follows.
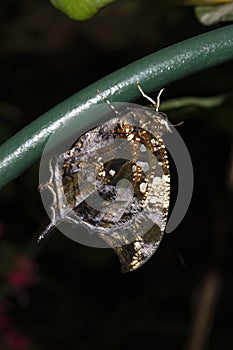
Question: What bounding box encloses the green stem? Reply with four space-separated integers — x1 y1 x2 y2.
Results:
1 24 233 190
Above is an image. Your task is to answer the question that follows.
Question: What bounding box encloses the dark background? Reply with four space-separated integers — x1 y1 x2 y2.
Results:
0 1 232 349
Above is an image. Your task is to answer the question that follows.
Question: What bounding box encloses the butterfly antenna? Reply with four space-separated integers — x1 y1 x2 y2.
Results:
97 89 119 115
136 81 164 112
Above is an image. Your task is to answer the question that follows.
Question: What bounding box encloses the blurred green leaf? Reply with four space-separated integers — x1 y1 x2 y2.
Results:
50 0 115 20
195 2 233 25
161 93 228 110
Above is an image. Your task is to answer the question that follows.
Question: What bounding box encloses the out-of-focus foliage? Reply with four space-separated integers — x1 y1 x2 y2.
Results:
50 0 115 20
161 93 228 111
171 0 233 25
195 2 233 25
174 0 233 4
49 0 233 22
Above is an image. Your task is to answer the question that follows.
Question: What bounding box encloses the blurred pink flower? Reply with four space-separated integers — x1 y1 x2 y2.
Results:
0 312 10 330
5 329 31 350
7 256 39 289
0 300 11 330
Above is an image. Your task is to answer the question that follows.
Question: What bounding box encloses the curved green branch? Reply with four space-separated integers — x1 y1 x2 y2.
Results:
1 24 233 190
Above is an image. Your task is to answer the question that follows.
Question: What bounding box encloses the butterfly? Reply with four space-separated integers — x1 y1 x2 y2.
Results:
39 82 171 272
